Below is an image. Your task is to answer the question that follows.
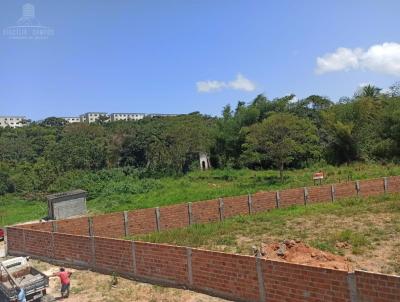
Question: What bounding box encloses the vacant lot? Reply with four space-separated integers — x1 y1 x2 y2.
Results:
2 163 400 226
134 194 400 275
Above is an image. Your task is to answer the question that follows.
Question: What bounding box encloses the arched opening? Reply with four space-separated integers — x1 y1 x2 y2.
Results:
202 161 206 170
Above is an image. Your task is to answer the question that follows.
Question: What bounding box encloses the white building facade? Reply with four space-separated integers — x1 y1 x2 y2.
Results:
0 116 27 128
79 112 108 123
62 117 80 124
109 113 146 122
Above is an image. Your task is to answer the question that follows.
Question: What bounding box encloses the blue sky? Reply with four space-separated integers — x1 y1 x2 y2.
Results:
1 0 399 120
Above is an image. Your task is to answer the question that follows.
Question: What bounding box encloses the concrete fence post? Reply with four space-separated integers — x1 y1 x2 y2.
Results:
304 187 309 205
131 241 137 275
331 185 336 202
256 253 267 302
347 272 358 302
123 211 129 237
90 235 96 268
22 228 26 253
51 221 58 233
248 193 253 215
188 202 193 225
4 228 8 256
356 181 360 197
155 207 161 232
275 191 280 208
218 198 224 221
51 232 55 259
88 217 94 237
186 247 193 287
384 177 388 193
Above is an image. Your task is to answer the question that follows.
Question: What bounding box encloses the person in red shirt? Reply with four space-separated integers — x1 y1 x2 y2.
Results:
53 267 72 298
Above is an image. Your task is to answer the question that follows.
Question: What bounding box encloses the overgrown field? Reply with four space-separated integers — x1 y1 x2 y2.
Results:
1 163 400 227
133 194 400 275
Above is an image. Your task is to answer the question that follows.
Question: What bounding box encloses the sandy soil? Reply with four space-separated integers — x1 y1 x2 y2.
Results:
224 211 400 275
259 240 352 271
32 260 230 302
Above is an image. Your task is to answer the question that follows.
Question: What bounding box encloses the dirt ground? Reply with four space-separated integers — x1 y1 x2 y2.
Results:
258 240 352 271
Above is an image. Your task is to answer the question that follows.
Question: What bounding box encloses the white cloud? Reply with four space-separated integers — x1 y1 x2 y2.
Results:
228 73 256 91
196 80 226 92
316 42 400 76
316 47 361 74
196 73 256 93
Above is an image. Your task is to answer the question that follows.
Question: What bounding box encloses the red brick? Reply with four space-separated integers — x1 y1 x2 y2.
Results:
223 195 249 218
160 204 189 230
252 191 277 212
192 199 220 224
135 241 188 285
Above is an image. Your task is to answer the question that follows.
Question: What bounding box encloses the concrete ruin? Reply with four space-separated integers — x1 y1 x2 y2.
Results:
46 189 87 220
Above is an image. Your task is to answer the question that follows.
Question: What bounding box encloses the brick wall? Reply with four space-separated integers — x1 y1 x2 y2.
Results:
127 208 157 235
24 229 54 258
135 241 188 285
252 191 277 213
335 181 357 199
191 249 260 302
6 227 24 253
223 195 249 218
159 204 189 230
94 236 133 274
307 184 332 203
388 175 400 194
93 212 125 238
262 260 351 302
191 199 220 224
360 178 385 197
56 217 89 235
19 221 52 232
53 232 92 266
355 270 400 302
279 188 305 208
6 227 400 302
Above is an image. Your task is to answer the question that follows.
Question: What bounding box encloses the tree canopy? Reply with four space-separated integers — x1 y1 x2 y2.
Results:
1 83 400 194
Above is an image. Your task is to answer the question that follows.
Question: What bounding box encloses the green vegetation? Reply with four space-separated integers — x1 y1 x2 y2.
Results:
2 163 400 226
1 84 400 197
1 83 400 227
132 194 400 274
0 195 46 226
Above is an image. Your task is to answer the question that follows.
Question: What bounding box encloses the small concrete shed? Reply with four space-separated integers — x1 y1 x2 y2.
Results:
46 189 87 220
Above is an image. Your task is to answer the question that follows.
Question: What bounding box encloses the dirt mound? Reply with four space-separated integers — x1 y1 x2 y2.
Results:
258 240 352 271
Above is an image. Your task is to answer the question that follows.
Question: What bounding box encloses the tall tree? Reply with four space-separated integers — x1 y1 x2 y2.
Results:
244 113 320 181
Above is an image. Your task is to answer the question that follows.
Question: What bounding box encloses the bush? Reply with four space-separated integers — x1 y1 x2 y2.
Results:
0 171 16 195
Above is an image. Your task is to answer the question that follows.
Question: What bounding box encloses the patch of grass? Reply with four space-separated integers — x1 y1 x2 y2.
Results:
0 195 46 226
334 229 370 254
310 240 337 254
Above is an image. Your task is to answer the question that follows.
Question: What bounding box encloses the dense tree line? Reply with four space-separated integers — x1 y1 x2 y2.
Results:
1 83 400 195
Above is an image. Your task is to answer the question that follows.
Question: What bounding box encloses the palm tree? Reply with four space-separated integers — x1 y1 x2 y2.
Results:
355 84 381 99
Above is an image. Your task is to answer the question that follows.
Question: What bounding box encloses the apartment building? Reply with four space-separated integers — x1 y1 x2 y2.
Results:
79 112 108 123
148 113 177 118
62 117 80 124
109 113 146 122
0 116 27 128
